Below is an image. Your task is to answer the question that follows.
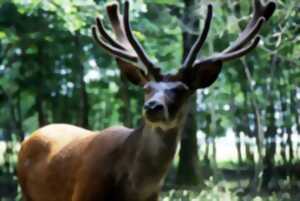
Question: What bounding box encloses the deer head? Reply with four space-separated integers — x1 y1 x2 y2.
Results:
92 0 275 129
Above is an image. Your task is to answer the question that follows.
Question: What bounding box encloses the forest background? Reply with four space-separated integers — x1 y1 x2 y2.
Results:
0 0 299 200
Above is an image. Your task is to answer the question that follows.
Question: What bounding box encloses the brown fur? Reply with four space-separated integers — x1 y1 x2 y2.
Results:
17 123 180 201
17 124 133 201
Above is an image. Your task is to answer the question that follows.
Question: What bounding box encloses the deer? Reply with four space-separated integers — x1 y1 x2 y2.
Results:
17 1 275 201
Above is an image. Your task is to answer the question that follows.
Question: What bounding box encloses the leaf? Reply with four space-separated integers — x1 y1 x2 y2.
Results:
0 31 6 39
148 0 179 5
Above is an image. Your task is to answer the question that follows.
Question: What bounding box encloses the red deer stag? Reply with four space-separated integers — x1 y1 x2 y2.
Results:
17 1 275 201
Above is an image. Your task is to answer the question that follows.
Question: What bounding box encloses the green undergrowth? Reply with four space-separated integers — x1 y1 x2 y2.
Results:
161 180 295 201
0 177 298 201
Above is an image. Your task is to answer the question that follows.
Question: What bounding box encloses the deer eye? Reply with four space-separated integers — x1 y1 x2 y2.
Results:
173 84 189 93
143 84 152 94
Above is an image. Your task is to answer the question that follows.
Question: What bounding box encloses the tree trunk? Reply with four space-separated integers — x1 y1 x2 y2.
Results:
290 89 298 159
78 70 89 128
209 107 220 181
242 58 264 193
7 95 17 140
16 92 24 140
177 96 202 186
118 75 132 127
35 44 48 127
235 127 243 187
5 90 24 140
280 127 287 165
75 33 89 128
290 89 300 160
230 87 243 187
242 86 255 164
36 94 48 127
287 127 294 164
262 103 276 188
203 133 210 166
245 143 254 163
176 0 202 187
262 56 277 188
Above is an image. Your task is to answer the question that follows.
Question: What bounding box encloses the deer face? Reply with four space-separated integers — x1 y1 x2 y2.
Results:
143 81 190 125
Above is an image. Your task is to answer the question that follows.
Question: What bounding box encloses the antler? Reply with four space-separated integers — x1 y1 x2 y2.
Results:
176 0 275 90
92 0 162 81
182 4 213 69
194 0 276 65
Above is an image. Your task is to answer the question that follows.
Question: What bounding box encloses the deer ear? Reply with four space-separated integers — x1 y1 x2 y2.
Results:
116 59 148 86
182 60 222 90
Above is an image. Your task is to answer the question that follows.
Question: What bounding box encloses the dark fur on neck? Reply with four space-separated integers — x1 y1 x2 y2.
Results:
111 121 181 201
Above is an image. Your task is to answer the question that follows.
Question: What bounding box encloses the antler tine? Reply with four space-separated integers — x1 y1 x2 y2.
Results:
212 36 260 62
224 0 275 53
92 2 140 63
251 0 276 27
192 0 275 66
106 2 131 48
223 17 265 53
182 4 213 69
92 26 138 63
95 17 126 50
123 1 161 80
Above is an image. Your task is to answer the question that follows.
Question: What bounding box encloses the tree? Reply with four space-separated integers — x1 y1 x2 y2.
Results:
176 0 202 186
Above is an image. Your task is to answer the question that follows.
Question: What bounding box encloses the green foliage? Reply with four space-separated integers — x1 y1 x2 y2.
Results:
161 179 293 201
0 134 19 173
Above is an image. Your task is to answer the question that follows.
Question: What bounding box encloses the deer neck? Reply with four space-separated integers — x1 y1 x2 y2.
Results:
115 119 183 198
136 122 180 169
125 122 180 172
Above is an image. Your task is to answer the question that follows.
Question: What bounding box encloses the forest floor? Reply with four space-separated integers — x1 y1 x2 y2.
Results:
1 168 300 201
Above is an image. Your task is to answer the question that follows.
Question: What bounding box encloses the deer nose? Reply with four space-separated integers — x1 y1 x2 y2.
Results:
144 100 164 112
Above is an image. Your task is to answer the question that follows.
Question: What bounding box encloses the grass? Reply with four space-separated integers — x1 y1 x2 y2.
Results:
160 180 296 201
